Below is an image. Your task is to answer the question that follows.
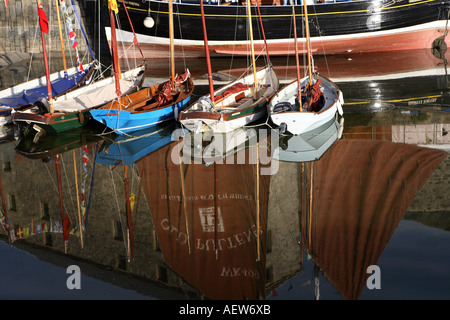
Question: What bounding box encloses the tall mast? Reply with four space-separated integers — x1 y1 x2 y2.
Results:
54 0 67 76
36 0 53 112
108 0 122 98
169 0 175 89
292 4 302 111
246 1 258 100
303 1 313 86
200 0 215 104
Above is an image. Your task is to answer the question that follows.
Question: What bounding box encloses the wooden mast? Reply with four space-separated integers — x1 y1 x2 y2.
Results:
303 1 313 86
292 4 302 111
72 150 83 248
169 0 175 90
200 0 215 105
246 1 258 100
54 0 68 76
109 1 122 98
36 0 53 113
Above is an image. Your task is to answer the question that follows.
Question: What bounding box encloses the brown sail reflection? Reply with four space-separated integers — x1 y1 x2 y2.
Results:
299 138 447 300
136 129 272 300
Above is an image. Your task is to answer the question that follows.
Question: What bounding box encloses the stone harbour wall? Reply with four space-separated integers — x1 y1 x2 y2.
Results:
0 0 90 55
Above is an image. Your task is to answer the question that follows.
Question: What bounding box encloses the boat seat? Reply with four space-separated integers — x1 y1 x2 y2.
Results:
224 96 253 109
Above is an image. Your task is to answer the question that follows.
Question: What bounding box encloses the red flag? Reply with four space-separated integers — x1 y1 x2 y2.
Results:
38 2 49 34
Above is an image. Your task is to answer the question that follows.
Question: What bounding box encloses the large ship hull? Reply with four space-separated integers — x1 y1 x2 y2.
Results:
106 0 450 59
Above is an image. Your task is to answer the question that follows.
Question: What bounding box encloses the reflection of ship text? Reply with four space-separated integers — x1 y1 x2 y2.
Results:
160 192 254 201
220 266 261 279
160 218 260 251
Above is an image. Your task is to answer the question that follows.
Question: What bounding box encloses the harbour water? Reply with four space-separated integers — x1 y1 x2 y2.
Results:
0 48 449 302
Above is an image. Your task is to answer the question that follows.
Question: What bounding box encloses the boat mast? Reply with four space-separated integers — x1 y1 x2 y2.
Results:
200 0 215 105
292 4 302 111
169 0 175 89
108 0 122 98
255 1 270 61
303 1 313 86
246 1 258 100
54 0 68 77
36 0 53 112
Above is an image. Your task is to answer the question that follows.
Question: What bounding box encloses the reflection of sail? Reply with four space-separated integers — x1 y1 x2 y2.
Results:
137 137 270 299
276 117 343 163
301 139 447 300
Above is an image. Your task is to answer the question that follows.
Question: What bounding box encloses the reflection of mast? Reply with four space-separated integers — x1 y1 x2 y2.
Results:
0 173 12 246
55 154 70 253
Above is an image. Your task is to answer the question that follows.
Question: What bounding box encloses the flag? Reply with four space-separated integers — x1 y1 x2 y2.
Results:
130 193 135 213
4 0 8 8
60 0 83 71
38 1 49 34
52 220 62 233
15 227 24 239
108 0 119 13
35 222 42 234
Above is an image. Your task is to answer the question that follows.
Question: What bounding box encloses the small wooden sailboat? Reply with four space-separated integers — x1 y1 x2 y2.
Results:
89 0 194 135
12 0 145 136
0 0 95 126
179 0 278 133
268 3 343 136
88 71 193 135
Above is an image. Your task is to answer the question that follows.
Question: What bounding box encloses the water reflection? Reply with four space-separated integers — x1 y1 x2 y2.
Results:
0 48 449 300
296 139 447 300
137 132 271 299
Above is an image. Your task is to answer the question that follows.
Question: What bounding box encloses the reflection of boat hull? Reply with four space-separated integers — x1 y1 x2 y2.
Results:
108 0 449 59
96 122 179 166
181 127 257 165
15 126 103 160
275 117 343 163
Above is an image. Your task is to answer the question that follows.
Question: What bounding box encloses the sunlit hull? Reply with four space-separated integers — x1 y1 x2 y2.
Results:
106 0 449 59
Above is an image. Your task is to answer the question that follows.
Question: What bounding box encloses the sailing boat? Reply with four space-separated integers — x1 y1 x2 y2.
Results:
179 0 278 133
268 3 344 136
0 0 95 126
12 0 145 136
88 0 194 135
